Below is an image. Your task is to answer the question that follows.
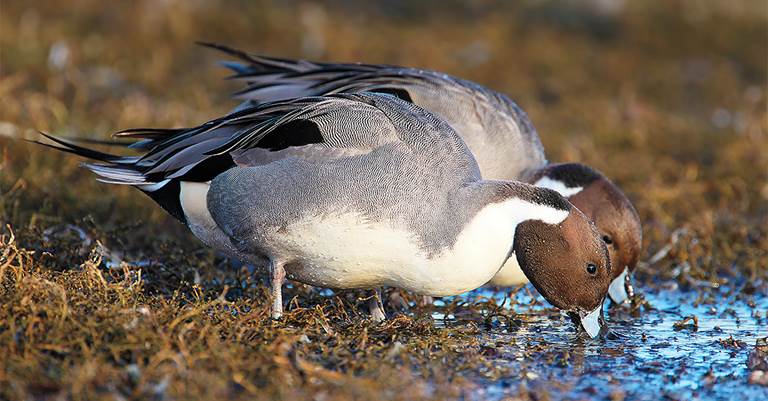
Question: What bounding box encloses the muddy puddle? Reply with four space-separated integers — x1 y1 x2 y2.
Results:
432 282 767 400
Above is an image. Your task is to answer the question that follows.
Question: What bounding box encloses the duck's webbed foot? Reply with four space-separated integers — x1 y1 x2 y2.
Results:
367 288 386 322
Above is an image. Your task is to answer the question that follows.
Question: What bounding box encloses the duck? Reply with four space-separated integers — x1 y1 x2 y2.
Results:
203 43 641 305
38 92 611 336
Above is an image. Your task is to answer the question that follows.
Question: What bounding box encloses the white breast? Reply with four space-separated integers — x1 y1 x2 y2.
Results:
486 253 529 286
272 198 562 296
178 181 568 296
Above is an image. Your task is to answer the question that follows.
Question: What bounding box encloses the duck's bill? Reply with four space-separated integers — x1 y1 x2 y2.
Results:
608 267 631 304
578 304 604 338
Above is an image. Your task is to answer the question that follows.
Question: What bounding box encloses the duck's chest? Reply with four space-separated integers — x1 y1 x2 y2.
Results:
271 205 516 295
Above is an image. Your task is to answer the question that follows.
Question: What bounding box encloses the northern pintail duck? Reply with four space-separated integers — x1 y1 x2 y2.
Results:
40 92 611 336
205 43 641 304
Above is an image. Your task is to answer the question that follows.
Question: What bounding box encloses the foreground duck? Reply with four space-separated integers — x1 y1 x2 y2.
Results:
40 93 611 336
206 43 642 304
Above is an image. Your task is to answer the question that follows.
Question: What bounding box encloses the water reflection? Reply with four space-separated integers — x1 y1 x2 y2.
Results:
440 283 767 400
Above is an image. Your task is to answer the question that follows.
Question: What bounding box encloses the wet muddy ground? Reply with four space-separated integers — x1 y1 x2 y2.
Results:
444 282 768 400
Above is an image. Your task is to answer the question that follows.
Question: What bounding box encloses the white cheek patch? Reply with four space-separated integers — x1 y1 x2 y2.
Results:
534 176 583 198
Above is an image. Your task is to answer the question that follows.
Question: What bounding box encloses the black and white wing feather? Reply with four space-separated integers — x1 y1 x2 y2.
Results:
37 93 470 223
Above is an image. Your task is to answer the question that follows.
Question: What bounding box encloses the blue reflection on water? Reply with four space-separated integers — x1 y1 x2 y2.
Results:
441 282 767 400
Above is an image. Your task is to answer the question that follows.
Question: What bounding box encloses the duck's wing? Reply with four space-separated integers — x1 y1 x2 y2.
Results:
38 93 476 223
202 43 544 180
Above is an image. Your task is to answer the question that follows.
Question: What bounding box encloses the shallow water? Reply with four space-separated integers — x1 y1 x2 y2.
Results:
439 282 767 400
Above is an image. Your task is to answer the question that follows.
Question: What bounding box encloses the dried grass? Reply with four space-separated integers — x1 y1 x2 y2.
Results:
1 1 766 400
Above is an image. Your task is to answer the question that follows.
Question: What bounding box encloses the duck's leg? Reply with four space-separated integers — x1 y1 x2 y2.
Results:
419 295 434 306
269 259 286 319
367 288 386 322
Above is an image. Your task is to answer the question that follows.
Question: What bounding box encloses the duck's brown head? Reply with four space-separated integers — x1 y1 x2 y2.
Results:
528 163 642 305
510 186 612 337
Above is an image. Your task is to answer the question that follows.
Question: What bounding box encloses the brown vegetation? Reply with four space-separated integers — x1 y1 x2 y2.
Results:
1 1 766 399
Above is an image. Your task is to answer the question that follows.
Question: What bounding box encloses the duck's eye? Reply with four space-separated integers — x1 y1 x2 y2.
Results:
602 235 613 245
586 263 597 274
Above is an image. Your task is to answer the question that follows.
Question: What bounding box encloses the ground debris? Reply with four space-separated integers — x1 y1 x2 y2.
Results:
672 315 699 331
718 335 746 349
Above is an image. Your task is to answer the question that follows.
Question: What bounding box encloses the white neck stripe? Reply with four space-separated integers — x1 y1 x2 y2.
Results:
533 176 583 198
500 198 569 227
